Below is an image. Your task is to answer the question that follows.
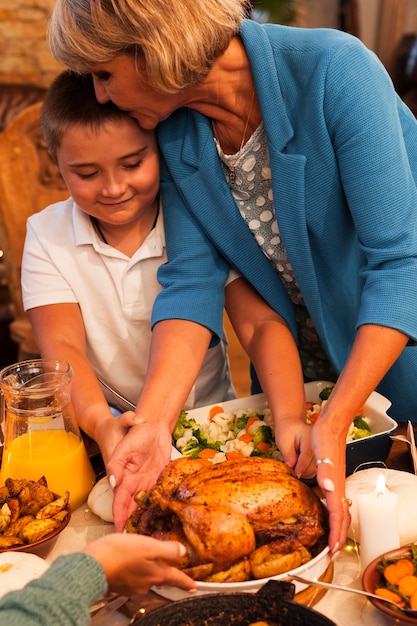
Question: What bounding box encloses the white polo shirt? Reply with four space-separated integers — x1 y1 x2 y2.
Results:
22 198 235 410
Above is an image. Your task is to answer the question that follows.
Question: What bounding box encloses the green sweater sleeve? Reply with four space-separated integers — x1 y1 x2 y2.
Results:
0 552 108 626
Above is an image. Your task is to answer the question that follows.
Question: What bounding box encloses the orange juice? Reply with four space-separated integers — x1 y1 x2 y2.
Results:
0 429 96 509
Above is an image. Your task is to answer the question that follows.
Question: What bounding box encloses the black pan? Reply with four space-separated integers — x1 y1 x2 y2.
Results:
133 580 336 625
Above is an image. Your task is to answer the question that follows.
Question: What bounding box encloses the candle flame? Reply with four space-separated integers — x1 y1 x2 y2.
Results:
376 474 386 495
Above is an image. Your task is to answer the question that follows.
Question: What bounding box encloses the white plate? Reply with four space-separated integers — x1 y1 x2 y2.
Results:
154 545 330 600
0 551 49 598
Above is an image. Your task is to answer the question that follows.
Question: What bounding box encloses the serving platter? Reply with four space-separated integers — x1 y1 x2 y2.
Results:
157 382 396 600
154 544 331 601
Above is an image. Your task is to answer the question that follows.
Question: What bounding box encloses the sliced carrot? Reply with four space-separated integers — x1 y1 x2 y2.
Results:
398 575 417 597
226 451 243 460
384 559 414 586
309 412 320 424
374 587 405 606
209 405 224 421
198 459 214 467
255 442 270 453
410 588 417 609
246 416 260 429
197 448 218 459
306 401 315 410
238 433 253 444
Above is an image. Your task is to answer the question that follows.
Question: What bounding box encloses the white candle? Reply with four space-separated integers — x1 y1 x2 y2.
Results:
357 473 400 571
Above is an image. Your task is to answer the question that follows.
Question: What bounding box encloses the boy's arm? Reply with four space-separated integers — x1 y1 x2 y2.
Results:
27 303 127 463
225 277 313 477
108 318 213 530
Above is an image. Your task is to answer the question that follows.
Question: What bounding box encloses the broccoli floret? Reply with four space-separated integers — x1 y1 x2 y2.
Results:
194 428 221 451
251 447 270 458
252 424 273 446
351 428 371 440
231 414 250 436
181 439 202 458
319 386 334 401
173 410 199 441
353 416 371 431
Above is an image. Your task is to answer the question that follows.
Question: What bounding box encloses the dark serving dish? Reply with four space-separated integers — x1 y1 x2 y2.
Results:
134 580 336 626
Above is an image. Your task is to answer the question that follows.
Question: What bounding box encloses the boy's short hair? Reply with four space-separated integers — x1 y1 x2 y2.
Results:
41 70 129 163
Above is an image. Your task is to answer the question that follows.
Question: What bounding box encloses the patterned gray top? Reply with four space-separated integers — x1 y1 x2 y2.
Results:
214 123 336 382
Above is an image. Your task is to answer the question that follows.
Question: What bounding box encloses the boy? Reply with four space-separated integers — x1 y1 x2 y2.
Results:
22 71 235 465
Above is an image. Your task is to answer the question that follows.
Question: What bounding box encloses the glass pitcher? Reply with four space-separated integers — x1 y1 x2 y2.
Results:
0 359 96 509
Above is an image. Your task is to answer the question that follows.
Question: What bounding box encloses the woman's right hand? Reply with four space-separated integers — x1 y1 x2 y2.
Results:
84 533 197 595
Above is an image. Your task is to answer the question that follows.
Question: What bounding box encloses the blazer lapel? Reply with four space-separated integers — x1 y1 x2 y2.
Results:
241 20 329 343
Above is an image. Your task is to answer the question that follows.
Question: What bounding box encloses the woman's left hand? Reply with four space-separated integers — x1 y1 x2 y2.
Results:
311 416 351 557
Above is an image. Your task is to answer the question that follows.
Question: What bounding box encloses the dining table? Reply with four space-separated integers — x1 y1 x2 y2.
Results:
47 423 416 626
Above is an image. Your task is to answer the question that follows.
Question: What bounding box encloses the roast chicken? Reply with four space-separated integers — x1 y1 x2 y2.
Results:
126 456 327 582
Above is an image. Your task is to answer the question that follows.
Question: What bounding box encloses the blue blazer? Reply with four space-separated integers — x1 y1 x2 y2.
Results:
154 20 417 420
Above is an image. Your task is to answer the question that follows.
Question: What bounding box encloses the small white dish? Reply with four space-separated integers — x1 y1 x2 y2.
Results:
0 551 49 598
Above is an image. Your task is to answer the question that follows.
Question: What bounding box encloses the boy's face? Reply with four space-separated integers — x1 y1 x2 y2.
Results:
56 116 160 226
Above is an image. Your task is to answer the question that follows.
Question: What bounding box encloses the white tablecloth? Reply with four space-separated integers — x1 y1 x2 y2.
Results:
48 503 409 626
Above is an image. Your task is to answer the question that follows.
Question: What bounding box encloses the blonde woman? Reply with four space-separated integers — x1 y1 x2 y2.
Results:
48 0 417 558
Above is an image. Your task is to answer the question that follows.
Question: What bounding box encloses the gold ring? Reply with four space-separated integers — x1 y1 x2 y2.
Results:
341 497 352 507
316 458 334 467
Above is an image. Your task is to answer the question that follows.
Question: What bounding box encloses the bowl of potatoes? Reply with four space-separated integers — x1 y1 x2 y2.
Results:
0 476 71 558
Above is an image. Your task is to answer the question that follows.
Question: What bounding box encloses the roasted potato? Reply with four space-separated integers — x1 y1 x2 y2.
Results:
183 563 214 580
250 541 311 579
0 535 24 549
21 518 63 543
203 558 251 583
3 515 36 538
0 477 69 546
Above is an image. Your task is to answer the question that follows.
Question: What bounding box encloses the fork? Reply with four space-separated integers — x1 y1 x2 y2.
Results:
290 574 417 617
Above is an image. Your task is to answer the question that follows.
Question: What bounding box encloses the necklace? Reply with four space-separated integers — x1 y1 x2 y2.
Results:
91 216 108 244
91 207 160 246
213 88 256 188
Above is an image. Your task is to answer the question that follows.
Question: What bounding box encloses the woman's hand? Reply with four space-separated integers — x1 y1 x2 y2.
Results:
84 533 197 595
311 414 351 558
273 415 316 479
106 419 173 531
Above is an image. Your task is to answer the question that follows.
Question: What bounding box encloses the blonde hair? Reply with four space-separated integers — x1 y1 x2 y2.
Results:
49 0 249 93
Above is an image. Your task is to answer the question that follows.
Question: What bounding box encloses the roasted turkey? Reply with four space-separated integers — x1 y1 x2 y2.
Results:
126 456 327 581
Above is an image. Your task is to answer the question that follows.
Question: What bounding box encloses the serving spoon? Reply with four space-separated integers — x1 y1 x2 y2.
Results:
290 574 417 617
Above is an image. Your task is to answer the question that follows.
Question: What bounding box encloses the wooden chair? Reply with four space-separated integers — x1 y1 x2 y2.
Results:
0 101 68 360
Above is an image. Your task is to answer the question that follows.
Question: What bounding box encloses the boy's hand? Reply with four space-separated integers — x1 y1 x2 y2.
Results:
106 419 173 531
